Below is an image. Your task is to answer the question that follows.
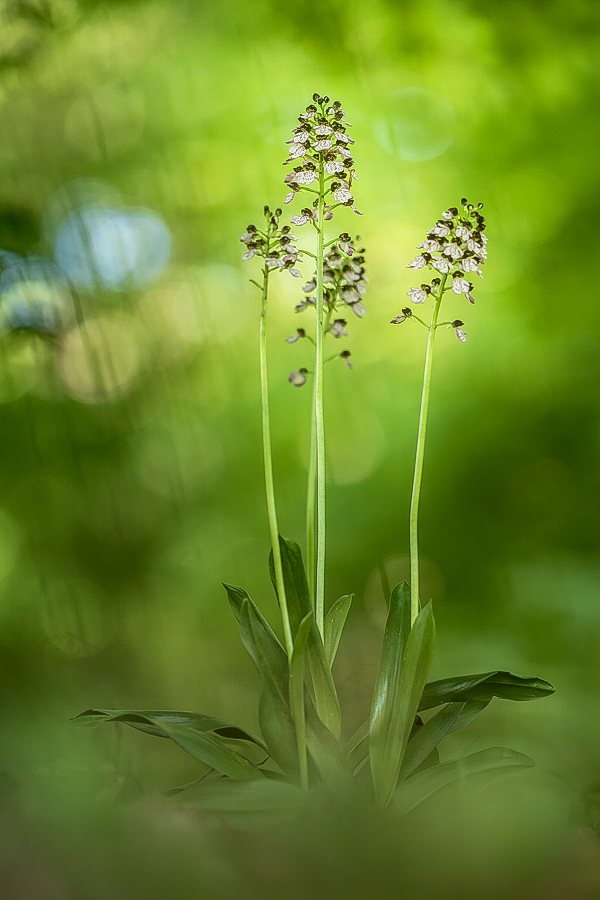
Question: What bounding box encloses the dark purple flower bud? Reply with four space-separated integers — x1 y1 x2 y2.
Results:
340 350 353 369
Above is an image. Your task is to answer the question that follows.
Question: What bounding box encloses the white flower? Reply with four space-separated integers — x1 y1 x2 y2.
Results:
418 239 440 252
407 256 427 270
334 188 353 203
313 139 333 151
442 209 456 220
460 258 483 276
325 160 345 174
284 190 295 204
288 144 307 159
292 131 309 143
242 249 256 260
266 258 284 268
443 243 463 259
451 276 471 294
342 288 360 302
351 302 366 317
406 287 427 304
291 215 310 226
430 223 451 237
466 239 482 253
314 125 332 136
456 328 467 342
334 132 352 143
337 146 352 158
432 257 451 273
455 225 471 240
295 170 317 185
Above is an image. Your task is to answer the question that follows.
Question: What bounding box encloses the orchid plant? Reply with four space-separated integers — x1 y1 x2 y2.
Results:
75 94 554 817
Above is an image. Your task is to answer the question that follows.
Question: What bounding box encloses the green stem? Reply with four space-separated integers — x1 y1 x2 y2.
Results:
306 305 333 604
314 166 326 636
259 266 294 658
306 409 316 601
408 274 447 625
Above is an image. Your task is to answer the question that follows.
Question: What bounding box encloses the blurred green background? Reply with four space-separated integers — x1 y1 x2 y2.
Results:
0 0 599 895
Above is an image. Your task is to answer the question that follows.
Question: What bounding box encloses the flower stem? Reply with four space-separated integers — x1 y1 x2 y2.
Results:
259 266 294 658
408 275 447 625
314 166 326 636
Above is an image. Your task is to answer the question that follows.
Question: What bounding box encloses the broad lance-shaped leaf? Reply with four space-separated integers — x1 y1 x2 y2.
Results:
419 671 555 711
239 599 298 778
223 582 285 656
289 611 313 786
399 701 489 781
324 594 353 667
72 709 265 748
73 711 265 780
271 535 341 739
394 747 535 814
370 585 436 808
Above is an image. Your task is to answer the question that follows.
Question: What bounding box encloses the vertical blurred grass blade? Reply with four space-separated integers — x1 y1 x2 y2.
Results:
399 703 466 781
239 600 298 778
289 612 313 790
324 594 353 666
370 593 436 808
222 582 285 652
394 747 535 814
273 536 341 738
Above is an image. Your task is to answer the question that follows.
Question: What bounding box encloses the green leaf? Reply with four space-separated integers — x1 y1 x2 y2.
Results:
273 536 341 739
238 599 298 777
394 747 535 814
222 582 285 654
184 778 304 814
73 711 265 780
345 719 369 774
419 671 555 711
289 611 313 784
72 708 265 749
324 594 353 667
304 694 354 794
399 703 467 781
370 590 436 808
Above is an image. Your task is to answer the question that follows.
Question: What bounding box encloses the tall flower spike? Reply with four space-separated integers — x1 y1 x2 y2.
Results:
393 199 486 333
391 200 487 625
284 97 361 221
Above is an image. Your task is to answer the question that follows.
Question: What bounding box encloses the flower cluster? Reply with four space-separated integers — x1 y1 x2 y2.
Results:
286 234 365 385
406 198 487 302
392 199 487 342
296 234 368 322
240 206 302 276
284 93 362 222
